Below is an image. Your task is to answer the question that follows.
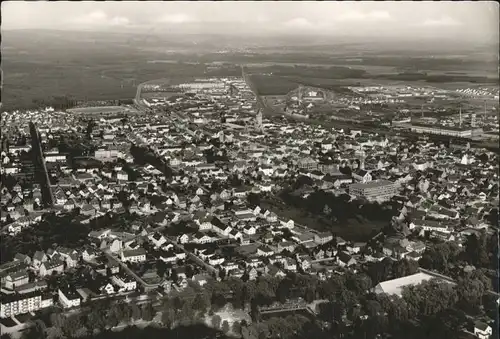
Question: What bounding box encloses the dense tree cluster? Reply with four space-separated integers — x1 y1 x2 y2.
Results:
280 189 398 224
130 144 173 178
0 209 141 264
23 299 163 339
17 259 497 339
0 212 91 263
418 233 498 290
56 134 97 160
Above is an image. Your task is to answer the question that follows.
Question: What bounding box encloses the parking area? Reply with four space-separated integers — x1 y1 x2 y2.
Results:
0 317 17 327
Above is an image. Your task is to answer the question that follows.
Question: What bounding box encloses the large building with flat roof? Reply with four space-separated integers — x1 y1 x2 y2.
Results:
373 270 455 297
406 122 483 138
349 179 399 202
0 291 53 318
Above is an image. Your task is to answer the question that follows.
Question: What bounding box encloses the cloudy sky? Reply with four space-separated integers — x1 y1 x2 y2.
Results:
2 1 498 42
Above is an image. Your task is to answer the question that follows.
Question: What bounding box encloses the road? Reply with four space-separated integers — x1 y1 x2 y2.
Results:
134 82 145 108
29 122 54 207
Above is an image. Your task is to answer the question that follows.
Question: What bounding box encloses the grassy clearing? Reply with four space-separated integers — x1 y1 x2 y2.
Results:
261 199 385 242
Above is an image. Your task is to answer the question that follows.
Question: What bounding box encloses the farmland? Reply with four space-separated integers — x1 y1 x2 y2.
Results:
1 30 210 110
2 30 497 110
248 75 300 96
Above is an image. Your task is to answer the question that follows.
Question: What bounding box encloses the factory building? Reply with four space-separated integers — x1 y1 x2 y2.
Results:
409 123 482 138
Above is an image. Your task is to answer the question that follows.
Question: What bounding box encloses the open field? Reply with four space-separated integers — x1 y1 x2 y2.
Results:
142 77 195 86
203 304 251 334
248 74 300 95
67 106 133 114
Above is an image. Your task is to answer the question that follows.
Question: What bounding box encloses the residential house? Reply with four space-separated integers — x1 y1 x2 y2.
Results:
208 256 225 266
101 283 116 295
314 232 333 245
149 232 167 248
243 225 257 235
32 251 48 269
474 321 492 339
192 274 209 287
117 171 128 181
337 251 357 267
347 242 366 254
192 232 214 244
284 258 297 271
58 288 81 309
81 204 96 216
229 229 243 240
178 234 190 244
39 260 65 277
82 248 98 262
257 246 274 257
111 273 137 292
13 253 31 266
277 241 296 253
248 267 258 281
352 169 372 183
5 271 29 290
120 248 147 263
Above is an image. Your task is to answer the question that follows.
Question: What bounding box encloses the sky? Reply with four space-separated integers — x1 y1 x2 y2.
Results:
2 1 498 42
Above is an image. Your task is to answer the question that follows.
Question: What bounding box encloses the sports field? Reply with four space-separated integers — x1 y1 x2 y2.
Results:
66 106 134 114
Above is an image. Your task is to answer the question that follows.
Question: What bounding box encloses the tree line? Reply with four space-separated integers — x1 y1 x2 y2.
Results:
32 96 78 111
17 256 496 339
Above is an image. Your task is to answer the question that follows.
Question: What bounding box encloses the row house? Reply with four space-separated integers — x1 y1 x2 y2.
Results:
111 273 137 292
1 291 53 318
39 260 65 277
4 270 29 290
120 248 147 263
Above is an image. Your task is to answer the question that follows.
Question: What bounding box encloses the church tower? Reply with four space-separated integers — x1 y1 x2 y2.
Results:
255 108 263 133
